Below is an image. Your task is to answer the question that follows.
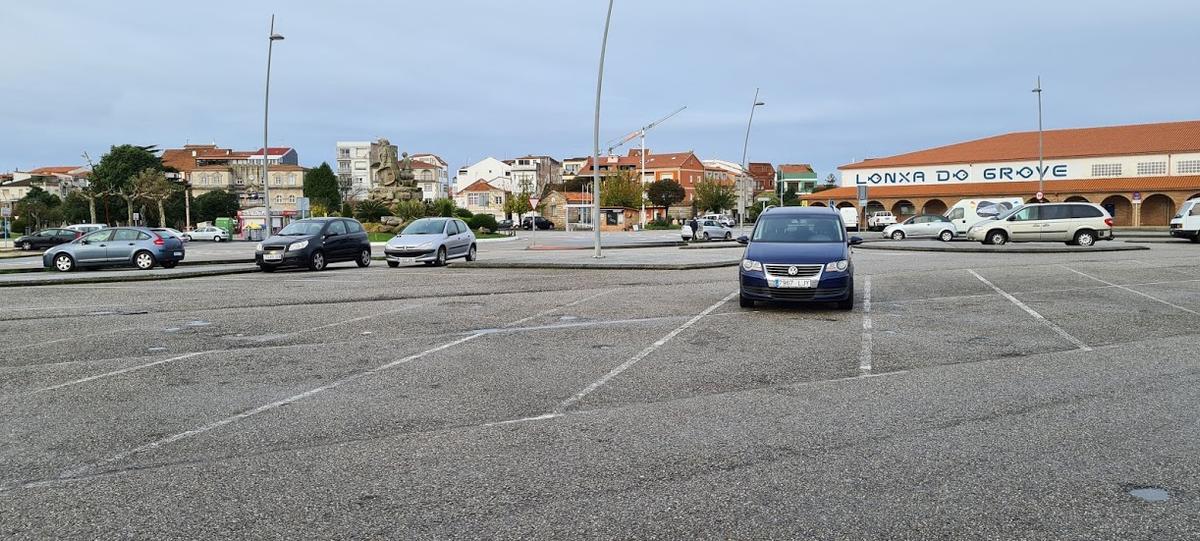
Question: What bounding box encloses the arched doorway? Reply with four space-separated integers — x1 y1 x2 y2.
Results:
1140 194 1175 226
809 202 826 207
865 200 885 214
1064 196 1089 203
891 200 915 221
922 199 947 215
1101 195 1132 226
1188 193 1200 202
836 201 856 209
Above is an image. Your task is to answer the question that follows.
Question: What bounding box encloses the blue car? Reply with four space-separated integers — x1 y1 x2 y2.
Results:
737 207 863 309
43 227 186 272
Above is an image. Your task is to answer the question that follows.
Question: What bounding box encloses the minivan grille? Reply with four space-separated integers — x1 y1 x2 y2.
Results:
763 264 822 277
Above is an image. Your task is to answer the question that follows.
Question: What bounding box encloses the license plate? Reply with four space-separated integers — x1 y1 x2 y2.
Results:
172 251 182 256
263 251 283 261
386 256 415 264
771 278 814 289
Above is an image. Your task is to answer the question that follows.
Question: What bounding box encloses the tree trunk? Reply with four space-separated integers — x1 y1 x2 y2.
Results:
88 196 97 224
157 199 166 228
124 196 135 225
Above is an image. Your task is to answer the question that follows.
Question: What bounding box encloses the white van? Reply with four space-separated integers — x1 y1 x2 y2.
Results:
1169 198 1200 242
699 213 734 227
839 207 859 231
944 198 1023 234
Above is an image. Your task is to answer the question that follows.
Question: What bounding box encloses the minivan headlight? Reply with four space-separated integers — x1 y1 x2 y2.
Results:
288 240 308 251
741 259 763 272
825 260 849 272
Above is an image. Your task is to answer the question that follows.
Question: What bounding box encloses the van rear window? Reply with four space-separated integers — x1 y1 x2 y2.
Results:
1069 205 1103 219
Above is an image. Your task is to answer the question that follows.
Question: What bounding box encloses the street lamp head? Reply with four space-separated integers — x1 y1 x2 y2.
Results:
269 33 285 41
754 101 765 106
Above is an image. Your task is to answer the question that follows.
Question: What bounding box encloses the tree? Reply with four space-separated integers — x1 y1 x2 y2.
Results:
693 180 736 213
504 192 532 219
90 145 163 225
133 168 177 227
600 171 642 209
783 185 800 206
393 199 425 221
60 192 93 225
193 190 240 224
431 197 456 217
15 186 62 230
354 199 389 223
646 178 685 220
303 163 341 211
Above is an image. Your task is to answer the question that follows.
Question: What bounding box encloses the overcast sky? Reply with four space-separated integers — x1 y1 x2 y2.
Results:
3 0 1198 179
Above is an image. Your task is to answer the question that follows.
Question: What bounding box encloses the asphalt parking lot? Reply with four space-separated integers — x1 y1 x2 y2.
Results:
2 243 1199 539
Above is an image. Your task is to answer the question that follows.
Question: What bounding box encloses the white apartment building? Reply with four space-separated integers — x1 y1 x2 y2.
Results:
509 155 562 195
336 141 374 198
455 157 512 194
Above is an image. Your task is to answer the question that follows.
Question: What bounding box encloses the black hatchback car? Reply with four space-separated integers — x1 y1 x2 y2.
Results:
255 217 371 272
521 216 555 230
14 228 80 251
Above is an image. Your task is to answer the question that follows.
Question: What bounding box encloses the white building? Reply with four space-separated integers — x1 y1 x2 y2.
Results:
509 155 562 195
455 157 512 194
336 141 374 199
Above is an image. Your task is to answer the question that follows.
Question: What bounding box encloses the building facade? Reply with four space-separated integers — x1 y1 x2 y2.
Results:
777 164 818 195
454 179 509 220
561 157 588 184
455 157 512 195
577 149 706 218
162 144 307 213
800 120 1200 226
509 155 562 196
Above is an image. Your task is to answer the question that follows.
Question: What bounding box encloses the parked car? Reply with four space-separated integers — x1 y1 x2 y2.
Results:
43 227 185 272
693 219 733 241
699 213 735 227
838 207 860 231
945 198 1023 235
384 217 477 267
1169 198 1200 242
866 211 897 231
65 223 108 234
13 228 80 251
966 203 1114 246
255 217 371 272
736 206 862 309
882 214 957 242
183 226 228 242
496 219 515 231
151 227 188 242
521 216 555 230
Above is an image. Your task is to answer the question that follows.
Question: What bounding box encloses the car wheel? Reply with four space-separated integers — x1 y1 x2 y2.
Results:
308 250 326 271
356 248 371 267
987 230 1008 245
1191 234 1200 243
724 232 732 240
891 231 905 241
53 253 74 272
387 260 400 268
939 230 954 242
435 246 447 266
260 264 277 272
181 235 191 242
702 232 710 241
133 250 156 270
466 244 477 261
213 236 223 242
739 294 755 309
21 241 32 250
161 261 178 269
1074 230 1096 247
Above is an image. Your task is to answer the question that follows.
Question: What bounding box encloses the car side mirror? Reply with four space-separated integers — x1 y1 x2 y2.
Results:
736 235 749 245
849 236 864 246
80 239 89 245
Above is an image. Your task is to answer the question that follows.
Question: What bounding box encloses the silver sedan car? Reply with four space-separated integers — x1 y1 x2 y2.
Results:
882 214 957 242
691 219 734 241
383 217 477 267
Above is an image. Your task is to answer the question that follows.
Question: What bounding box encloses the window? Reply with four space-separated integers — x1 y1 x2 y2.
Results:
1069 205 1103 218
272 175 281 186
1178 160 1200 174
287 173 296 186
275 195 283 204
137 232 153 241
1190 204 1200 216
1011 206 1040 221
82 230 113 243
345 220 364 233
457 220 469 233
1091 163 1122 177
288 194 296 204
468 193 485 206
1136 161 1167 176
326 220 347 235
1039 205 1072 220
112 229 140 241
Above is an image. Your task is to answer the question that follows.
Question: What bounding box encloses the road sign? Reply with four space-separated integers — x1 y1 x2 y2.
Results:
529 197 540 208
1035 191 1044 201
133 212 141 222
0 207 10 218
756 196 771 202
856 184 868 201
1132 191 1141 203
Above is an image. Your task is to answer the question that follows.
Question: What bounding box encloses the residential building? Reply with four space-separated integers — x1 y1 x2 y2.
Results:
747 162 776 192
4 166 90 201
800 119 1200 226
509 155 562 196
777 164 818 195
540 190 594 230
161 143 307 215
454 179 509 220
336 141 374 198
576 149 706 218
455 157 512 194
561 157 589 184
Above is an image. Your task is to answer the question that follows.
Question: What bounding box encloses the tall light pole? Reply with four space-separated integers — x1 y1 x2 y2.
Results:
740 88 765 231
262 15 284 234
591 0 614 258
1033 76 1044 196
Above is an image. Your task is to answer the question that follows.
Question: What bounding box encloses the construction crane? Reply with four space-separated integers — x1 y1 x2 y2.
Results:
604 106 686 227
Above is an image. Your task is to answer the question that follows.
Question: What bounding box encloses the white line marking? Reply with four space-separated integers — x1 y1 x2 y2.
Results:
859 277 873 372
1060 265 1200 316
1 326 136 352
34 352 206 393
555 290 738 414
969 269 1091 351
481 413 563 427
505 289 610 328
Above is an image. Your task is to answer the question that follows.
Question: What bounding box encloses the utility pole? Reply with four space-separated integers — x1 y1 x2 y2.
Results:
740 88 765 232
262 15 285 235
591 0 614 258
1033 76 1044 195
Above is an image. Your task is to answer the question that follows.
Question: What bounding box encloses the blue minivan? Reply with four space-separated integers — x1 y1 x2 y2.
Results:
737 207 863 309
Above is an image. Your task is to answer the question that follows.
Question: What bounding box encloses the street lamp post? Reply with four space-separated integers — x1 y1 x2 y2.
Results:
740 88 765 231
1033 76 1044 196
262 15 285 235
591 0 614 258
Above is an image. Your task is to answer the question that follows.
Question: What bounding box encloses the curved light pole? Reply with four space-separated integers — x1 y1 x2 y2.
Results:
1033 76 1044 197
262 15 285 234
591 0 614 258
739 88 765 230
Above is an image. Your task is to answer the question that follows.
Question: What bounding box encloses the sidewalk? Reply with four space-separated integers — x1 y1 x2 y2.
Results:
457 245 740 270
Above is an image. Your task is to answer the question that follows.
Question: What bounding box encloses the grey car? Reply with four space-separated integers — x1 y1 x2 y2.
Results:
384 217 477 267
43 227 186 272
882 214 957 242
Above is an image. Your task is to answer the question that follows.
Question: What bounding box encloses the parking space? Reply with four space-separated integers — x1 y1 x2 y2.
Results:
1 243 1198 537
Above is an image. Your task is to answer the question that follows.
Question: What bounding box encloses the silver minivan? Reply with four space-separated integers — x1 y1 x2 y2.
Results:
967 203 1114 246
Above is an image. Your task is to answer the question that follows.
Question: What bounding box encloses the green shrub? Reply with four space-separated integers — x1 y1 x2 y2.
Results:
454 208 473 219
468 213 498 232
392 199 425 221
354 200 389 223
643 219 675 230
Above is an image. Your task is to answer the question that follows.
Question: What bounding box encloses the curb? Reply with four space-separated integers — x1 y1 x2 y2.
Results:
525 241 687 251
855 243 1149 253
1121 239 1199 245
453 260 740 270
679 243 746 250
0 267 260 288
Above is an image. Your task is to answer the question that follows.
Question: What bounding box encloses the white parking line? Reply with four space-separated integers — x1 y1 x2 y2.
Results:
554 290 738 414
859 277 873 372
1 326 136 353
1060 265 1200 316
33 352 207 393
968 269 1091 351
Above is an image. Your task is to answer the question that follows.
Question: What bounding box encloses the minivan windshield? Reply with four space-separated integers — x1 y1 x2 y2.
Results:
994 204 1025 221
401 218 449 235
752 215 845 243
277 221 325 236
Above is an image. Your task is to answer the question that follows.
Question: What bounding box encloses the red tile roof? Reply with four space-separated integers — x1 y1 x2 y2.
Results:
30 166 82 175
778 164 814 174
552 191 592 203
841 120 1200 170
577 150 703 176
798 176 1200 200
251 147 294 156
460 179 502 193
